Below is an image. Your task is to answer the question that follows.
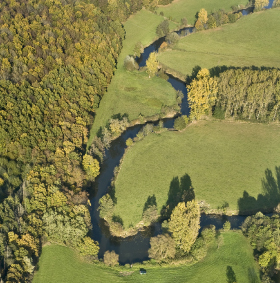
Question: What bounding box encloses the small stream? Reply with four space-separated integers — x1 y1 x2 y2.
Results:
90 4 275 264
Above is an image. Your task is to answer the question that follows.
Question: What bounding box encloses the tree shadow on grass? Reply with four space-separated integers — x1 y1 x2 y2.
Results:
143 194 157 212
160 173 195 219
226 266 237 283
238 167 280 214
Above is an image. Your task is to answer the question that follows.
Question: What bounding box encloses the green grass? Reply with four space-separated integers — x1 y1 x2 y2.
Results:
88 10 178 145
33 232 260 283
157 0 248 24
114 120 280 228
157 8 280 76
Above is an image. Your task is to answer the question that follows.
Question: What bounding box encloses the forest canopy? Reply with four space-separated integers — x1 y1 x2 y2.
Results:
0 0 124 281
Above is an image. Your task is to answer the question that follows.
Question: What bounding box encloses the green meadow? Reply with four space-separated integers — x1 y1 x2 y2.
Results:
114 120 280 228
33 232 260 283
157 0 248 24
88 10 178 145
157 8 280 77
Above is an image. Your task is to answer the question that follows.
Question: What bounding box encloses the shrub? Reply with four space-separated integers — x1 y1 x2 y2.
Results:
148 234 176 261
174 116 186 131
181 17 188 26
142 205 158 224
166 32 180 45
124 55 139 71
201 225 216 245
126 138 133 147
104 250 119 266
190 238 207 261
98 194 114 219
223 221 231 231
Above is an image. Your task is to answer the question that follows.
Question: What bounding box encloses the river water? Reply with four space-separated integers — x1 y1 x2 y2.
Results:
90 5 275 264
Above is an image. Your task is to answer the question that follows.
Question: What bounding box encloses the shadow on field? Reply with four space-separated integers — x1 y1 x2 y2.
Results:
238 167 280 214
226 266 237 283
160 173 195 219
248 267 259 283
143 194 157 212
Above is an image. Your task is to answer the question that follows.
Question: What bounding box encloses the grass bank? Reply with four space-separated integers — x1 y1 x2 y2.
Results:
114 120 280 228
88 10 178 146
157 0 248 24
33 232 260 283
157 8 280 77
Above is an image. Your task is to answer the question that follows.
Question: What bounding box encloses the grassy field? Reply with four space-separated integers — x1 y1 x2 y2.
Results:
157 0 248 24
33 232 260 283
157 8 280 76
88 10 178 146
114 120 280 228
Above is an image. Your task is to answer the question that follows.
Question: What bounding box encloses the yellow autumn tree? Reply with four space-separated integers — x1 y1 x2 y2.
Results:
198 8 208 24
82 154 100 180
168 200 200 253
146 52 158 78
187 68 218 120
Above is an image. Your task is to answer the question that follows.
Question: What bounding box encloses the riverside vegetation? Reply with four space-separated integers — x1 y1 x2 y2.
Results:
157 8 280 77
0 0 279 282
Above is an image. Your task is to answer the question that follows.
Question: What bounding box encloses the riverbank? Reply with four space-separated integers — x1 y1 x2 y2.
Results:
112 119 280 229
157 8 280 76
87 10 179 147
33 231 260 283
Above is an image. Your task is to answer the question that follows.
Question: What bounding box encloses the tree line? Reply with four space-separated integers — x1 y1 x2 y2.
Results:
187 67 280 122
0 0 125 281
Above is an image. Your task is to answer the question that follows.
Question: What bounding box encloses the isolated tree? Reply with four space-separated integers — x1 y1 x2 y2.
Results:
198 8 208 24
104 250 119 266
146 52 158 78
174 116 186 131
168 200 200 253
148 234 176 261
187 68 218 120
156 20 170 37
134 42 144 58
166 32 180 45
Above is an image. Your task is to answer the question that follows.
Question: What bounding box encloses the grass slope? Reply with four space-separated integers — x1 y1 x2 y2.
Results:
88 10 178 145
157 8 280 76
157 0 248 24
114 120 280 228
33 232 260 283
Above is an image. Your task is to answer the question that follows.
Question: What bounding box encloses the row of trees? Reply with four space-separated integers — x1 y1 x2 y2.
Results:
195 8 242 31
0 0 125 281
187 67 280 122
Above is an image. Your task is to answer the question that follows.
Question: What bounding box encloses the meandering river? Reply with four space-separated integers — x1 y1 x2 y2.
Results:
89 4 274 264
